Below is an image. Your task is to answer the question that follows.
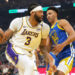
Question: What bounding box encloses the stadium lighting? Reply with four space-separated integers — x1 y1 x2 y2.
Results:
9 9 18 14
9 5 61 14
43 7 49 11
5 0 9 3
9 9 28 14
54 5 61 8
17 9 28 13
73 3 75 7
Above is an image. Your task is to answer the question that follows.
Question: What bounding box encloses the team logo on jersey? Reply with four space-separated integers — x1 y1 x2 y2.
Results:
21 29 39 38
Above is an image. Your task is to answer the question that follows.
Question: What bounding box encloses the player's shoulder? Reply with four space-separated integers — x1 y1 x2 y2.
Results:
40 21 50 29
58 19 70 27
11 17 23 24
40 21 50 38
9 17 23 30
22 16 29 20
58 19 69 24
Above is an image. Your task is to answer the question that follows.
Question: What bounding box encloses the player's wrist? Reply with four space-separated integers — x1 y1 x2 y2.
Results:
61 42 67 48
49 58 55 66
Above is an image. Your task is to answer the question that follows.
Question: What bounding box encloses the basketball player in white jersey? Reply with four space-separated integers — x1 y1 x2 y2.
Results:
0 3 56 75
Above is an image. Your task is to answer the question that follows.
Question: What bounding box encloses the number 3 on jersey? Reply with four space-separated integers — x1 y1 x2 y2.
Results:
25 37 31 45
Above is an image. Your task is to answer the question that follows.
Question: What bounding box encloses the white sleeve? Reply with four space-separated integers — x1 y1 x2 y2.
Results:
9 17 22 32
41 22 50 39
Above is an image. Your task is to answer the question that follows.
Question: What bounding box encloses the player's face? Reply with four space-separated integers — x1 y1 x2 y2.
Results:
47 10 57 23
34 10 43 22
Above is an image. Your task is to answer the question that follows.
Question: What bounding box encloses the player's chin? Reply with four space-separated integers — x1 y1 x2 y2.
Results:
48 18 52 23
40 16 43 20
40 18 43 21
49 20 52 23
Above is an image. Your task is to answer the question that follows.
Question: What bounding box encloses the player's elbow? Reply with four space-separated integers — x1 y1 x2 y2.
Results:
0 35 7 44
0 39 5 44
74 32 75 40
71 31 75 41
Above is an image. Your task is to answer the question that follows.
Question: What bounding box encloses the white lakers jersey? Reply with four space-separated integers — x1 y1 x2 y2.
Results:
9 16 50 54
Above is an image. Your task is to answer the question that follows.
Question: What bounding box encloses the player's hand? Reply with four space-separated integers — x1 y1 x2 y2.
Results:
52 44 64 55
49 64 57 73
0 28 4 44
0 28 4 38
49 58 57 73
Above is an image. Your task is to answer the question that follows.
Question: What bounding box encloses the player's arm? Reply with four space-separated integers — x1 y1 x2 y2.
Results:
39 22 55 70
40 39 53 61
39 39 56 72
39 22 52 62
0 28 4 38
3 29 13 43
34 50 40 66
0 28 14 44
60 19 75 46
46 36 52 52
52 19 75 54
0 28 4 43
0 18 21 44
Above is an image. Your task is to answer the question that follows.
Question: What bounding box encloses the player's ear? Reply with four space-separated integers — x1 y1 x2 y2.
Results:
30 11 35 16
56 13 58 17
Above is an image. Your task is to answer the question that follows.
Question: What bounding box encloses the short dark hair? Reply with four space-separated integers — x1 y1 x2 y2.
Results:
47 7 59 16
28 3 40 15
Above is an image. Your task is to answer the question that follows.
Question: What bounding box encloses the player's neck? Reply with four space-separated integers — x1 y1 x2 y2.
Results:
29 16 38 27
51 18 58 26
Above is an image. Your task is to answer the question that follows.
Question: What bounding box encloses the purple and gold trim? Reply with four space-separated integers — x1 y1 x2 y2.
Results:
6 43 18 64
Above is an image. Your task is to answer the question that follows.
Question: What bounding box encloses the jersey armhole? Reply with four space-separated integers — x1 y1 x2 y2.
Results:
17 18 23 32
57 24 64 30
57 20 64 30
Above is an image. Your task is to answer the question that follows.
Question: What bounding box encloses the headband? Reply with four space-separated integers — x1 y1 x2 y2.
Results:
30 6 43 13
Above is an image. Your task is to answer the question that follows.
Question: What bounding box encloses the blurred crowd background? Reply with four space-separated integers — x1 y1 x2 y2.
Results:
0 0 75 75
